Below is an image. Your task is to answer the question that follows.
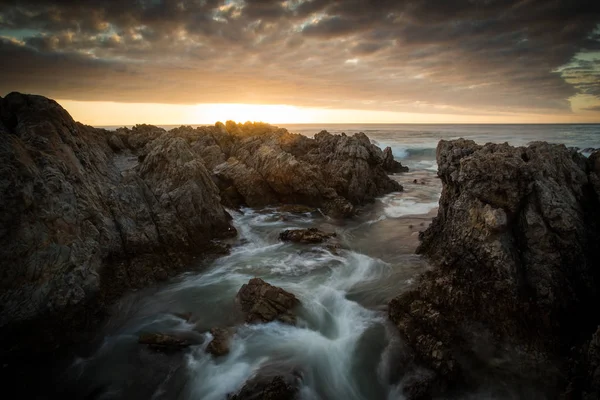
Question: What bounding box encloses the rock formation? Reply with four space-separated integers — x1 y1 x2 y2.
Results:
389 140 600 397
236 278 300 324
164 124 404 216
0 93 236 354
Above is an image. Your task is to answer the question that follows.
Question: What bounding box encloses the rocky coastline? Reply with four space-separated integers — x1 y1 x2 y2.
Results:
2 92 599 399
0 92 406 393
389 139 600 398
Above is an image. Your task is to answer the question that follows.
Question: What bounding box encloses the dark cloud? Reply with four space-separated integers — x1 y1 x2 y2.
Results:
0 0 599 116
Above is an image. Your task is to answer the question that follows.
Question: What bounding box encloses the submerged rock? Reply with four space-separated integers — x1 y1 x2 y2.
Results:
138 333 193 351
236 278 300 324
389 139 600 395
279 228 336 244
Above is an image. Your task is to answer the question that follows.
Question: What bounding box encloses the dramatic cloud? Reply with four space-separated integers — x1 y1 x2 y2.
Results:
1 0 599 116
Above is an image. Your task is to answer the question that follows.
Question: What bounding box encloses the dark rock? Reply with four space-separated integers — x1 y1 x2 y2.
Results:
236 278 300 324
173 123 403 216
383 146 409 173
279 228 336 244
0 93 236 356
138 333 192 351
206 327 234 357
229 375 299 400
389 139 600 394
413 179 418 184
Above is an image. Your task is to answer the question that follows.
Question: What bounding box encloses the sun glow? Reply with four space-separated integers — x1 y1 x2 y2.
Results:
57 100 600 126
194 103 314 124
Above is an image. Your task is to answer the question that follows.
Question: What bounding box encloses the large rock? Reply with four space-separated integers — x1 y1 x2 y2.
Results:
169 123 403 217
0 93 236 354
236 278 300 324
389 140 600 394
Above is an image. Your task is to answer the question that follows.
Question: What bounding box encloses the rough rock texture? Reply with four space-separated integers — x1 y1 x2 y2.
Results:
168 123 404 217
389 139 600 395
229 375 299 400
279 228 336 244
383 147 409 173
0 93 236 354
206 327 234 357
236 278 300 324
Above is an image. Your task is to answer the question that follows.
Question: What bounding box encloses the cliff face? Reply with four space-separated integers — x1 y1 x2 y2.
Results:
389 139 600 397
0 93 236 349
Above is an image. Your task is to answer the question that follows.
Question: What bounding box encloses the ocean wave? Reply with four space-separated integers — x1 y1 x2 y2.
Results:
382 196 439 218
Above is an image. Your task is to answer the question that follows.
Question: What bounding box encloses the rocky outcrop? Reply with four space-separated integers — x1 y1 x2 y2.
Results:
0 93 236 354
166 124 403 217
389 140 600 395
236 278 300 324
279 228 336 244
383 147 409 173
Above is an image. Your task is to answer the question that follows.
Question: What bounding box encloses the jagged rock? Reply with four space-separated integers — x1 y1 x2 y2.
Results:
138 333 192 351
279 228 336 244
0 93 236 354
383 147 409 173
206 327 234 357
169 123 402 217
389 139 600 393
236 278 300 324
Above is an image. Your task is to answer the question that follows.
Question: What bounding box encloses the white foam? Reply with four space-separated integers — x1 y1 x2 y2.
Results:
382 196 439 218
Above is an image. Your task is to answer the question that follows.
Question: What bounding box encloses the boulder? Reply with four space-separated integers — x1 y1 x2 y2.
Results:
389 139 600 394
279 228 336 244
206 327 234 357
236 278 300 324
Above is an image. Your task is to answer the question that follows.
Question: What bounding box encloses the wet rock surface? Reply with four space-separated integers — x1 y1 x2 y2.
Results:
206 327 234 357
138 333 194 351
229 374 299 400
389 139 600 395
279 228 336 244
236 278 300 324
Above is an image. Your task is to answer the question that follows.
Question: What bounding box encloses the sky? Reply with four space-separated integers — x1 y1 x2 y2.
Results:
1 0 600 124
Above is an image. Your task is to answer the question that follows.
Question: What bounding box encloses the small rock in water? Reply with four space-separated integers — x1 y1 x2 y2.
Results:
236 278 300 324
138 333 192 352
206 327 234 357
229 375 300 400
279 228 336 244
413 179 418 184
278 204 317 214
